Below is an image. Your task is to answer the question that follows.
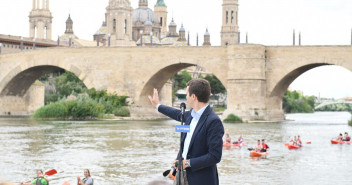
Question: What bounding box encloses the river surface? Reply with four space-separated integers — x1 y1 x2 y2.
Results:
0 112 351 185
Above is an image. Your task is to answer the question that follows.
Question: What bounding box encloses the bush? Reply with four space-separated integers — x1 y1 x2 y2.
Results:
88 88 128 107
33 96 105 119
224 114 242 123
349 112 352 126
33 101 66 118
113 107 130 117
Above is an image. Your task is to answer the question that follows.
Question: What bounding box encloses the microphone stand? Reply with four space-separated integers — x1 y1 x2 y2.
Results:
177 104 185 185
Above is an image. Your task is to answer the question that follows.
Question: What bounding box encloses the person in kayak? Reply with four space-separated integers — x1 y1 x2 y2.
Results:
232 135 243 144
337 133 343 142
254 140 262 152
224 133 231 144
77 169 94 185
21 170 49 185
343 132 350 141
290 136 298 146
261 139 269 152
296 135 302 146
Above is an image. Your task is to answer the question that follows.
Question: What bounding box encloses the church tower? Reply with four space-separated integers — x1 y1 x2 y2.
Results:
203 28 211 46
221 0 239 46
154 0 168 38
106 0 133 45
65 14 74 34
29 0 53 40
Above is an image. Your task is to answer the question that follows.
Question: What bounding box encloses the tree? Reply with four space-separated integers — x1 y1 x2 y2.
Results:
44 71 87 104
203 74 226 95
172 70 192 90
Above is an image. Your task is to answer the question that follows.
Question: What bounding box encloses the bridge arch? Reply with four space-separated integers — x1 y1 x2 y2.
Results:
138 63 228 107
269 63 330 106
0 63 91 96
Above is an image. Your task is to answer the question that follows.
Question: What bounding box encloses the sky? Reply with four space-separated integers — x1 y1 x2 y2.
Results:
0 0 351 99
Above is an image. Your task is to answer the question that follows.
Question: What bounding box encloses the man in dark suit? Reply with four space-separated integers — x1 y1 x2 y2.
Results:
148 79 224 185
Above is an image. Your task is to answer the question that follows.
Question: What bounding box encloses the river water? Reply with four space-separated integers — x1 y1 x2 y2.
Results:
0 112 351 185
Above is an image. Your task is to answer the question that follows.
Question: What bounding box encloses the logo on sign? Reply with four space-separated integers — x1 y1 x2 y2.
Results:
175 125 190 133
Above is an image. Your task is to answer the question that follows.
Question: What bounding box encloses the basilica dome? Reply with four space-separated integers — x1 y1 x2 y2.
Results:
132 8 159 25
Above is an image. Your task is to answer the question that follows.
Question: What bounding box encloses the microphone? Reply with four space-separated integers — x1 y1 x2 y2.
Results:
180 102 186 123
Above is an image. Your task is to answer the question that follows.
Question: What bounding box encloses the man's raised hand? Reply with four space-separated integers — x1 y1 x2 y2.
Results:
148 88 160 108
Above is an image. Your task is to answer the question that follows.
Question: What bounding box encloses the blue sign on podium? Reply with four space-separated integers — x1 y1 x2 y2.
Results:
175 125 190 133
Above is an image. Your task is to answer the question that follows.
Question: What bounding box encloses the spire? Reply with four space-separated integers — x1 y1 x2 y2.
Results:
66 14 73 23
139 0 148 8
155 0 166 7
204 28 210 36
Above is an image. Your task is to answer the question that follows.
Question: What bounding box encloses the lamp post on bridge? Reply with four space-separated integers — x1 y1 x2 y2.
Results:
140 30 143 47
33 38 36 49
69 35 72 47
57 35 60 46
108 33 111 47
150 32 153 46
20 36 24 51
97 35 100 47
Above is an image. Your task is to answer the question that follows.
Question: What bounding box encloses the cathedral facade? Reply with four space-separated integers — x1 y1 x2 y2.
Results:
93 0 191 46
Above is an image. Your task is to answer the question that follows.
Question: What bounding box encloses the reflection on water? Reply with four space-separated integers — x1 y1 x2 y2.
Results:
0 112 351 185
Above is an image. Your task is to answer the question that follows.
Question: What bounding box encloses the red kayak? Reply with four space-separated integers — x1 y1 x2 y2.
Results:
250 151 268 157
223 142 246 147
287 144 302 149
331 140 352 144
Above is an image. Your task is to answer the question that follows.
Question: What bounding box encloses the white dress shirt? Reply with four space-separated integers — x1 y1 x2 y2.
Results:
182 104 208 159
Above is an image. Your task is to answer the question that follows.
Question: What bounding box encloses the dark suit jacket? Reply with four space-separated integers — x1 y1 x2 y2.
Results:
158 104 224 185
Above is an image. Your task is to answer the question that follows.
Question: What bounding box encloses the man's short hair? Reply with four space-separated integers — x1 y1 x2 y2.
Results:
186 79 211 103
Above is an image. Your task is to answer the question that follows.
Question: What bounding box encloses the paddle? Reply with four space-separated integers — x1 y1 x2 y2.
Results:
45 169 57 176
247 148 254 151
306 141 311 144
162 169 171 177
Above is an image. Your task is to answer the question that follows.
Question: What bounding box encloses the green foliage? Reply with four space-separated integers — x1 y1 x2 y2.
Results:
282 90 315 113
33 102 66 118
87 88 127 107
172 70 192 90
113 107 130 117
38 71 129 119
44 71 87 104
171 70 227 102
202 74 226 95
316 103 352 112
223 114 243 123
215 106 226 113
34 92 129 119
54 71 87 97
33 96 105 119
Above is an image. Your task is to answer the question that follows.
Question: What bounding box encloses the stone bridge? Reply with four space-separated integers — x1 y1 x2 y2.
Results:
0 45 351 121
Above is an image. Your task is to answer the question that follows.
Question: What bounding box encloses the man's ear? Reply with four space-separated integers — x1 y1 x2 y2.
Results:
192 94 197 101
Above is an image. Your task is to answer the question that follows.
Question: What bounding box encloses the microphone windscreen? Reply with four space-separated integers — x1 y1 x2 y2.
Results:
180 102 186 109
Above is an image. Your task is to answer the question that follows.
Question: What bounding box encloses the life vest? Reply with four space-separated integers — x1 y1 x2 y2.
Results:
35 178 48 185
